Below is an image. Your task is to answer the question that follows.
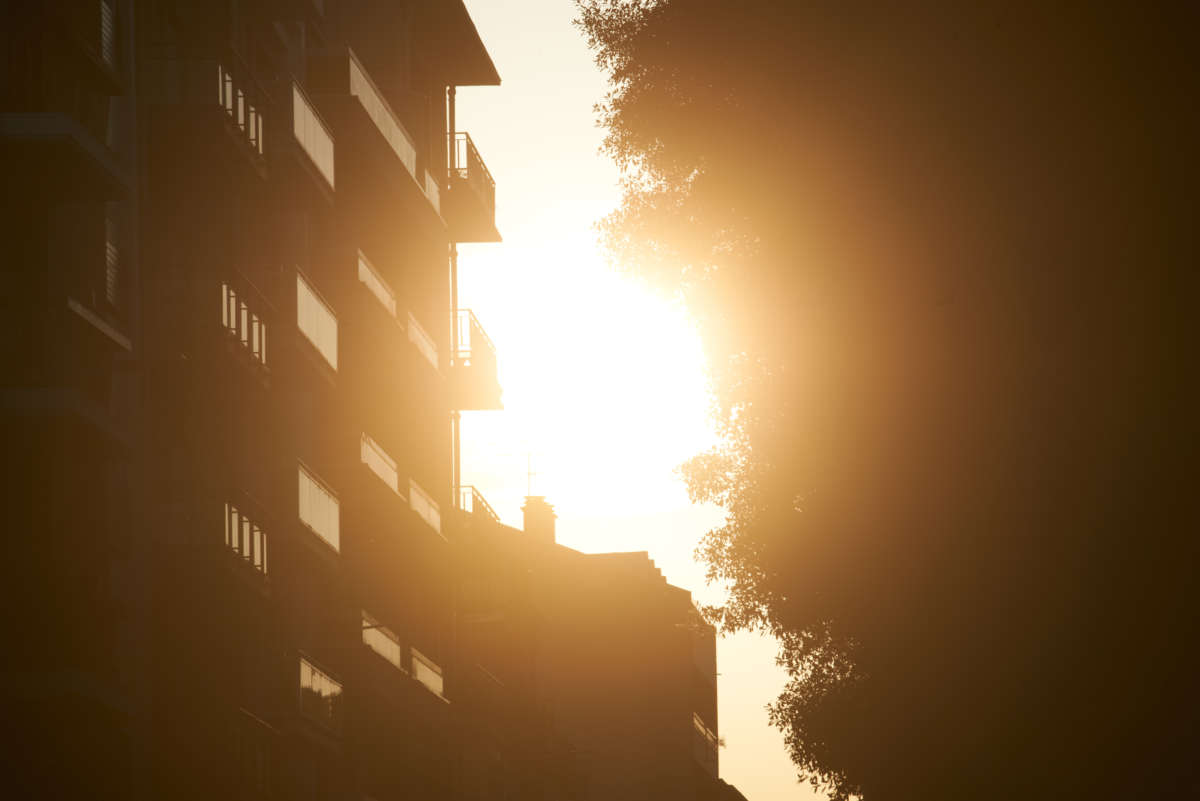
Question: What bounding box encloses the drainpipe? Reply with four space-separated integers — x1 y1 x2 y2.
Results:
448 85 460 507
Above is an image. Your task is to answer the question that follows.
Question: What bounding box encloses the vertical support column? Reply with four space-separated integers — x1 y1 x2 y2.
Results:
448 85 461 508
450 244 460 507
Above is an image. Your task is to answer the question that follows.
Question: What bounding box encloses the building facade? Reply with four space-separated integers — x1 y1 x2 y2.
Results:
458 498 728 801
1 2 744 799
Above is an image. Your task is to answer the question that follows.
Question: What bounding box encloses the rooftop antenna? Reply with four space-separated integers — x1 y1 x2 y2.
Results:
527 453 539 496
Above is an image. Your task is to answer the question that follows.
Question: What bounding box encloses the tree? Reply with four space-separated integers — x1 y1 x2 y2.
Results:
577 2 1197 798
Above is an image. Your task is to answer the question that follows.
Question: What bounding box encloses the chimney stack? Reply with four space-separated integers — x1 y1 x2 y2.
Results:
522 496 556 545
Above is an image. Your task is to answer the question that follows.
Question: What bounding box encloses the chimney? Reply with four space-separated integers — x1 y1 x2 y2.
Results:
522 496 556 545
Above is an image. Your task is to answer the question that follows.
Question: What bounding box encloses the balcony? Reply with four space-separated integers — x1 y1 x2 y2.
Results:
147 55 268 182
692 713 719 776
267 80 335 203
457 485 499 525
219 275 272 382
310 47 440 222
44 0 124 95
444 132 500 242
226 708 280 800
0 113 131 201
408 312 440 372
451 310 501 410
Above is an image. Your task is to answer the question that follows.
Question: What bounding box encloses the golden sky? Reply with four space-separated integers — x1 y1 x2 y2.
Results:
454 2 818 798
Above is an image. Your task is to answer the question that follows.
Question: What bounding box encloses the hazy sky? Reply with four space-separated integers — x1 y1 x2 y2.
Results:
452 2 818 799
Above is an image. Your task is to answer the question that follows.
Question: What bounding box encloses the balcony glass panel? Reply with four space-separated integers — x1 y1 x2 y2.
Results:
357 251 396 317
348 55 417 178
299 658 343 730
362 612 403 670
298 466 340 551
361 433 399 493
408 312 438 369
292 83 335 189
409 479 441 534
424 170 441 214
411 648 445 699
296 274 337 370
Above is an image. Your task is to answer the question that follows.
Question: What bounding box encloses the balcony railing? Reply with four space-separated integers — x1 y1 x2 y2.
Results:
455 309 495 369
217 60 265 157
424 169 442 214
452 309 500 410
346 48 417 179
692 713 719 776
408 312 439 370
449 131 495 214
409 479 442 535
357 250 396 317
99 0 115 68
228 708 279 799
457 485 499 524
47 0 121 88
157 53 267 168
291 81 335 189
221 279 269 369
225 501 268 575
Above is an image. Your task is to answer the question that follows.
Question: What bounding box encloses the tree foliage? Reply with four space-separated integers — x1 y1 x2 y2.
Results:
578 2 1197 798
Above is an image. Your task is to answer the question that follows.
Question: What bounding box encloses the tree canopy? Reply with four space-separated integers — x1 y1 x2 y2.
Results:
577 2 1196 798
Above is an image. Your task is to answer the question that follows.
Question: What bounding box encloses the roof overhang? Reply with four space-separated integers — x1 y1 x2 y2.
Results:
414 0 501 87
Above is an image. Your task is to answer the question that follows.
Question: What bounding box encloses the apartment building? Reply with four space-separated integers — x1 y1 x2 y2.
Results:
1 3 748 800
457 495 730 801
2 0 501 797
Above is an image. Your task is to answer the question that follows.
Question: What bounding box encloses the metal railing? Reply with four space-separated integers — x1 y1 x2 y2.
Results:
166 51 267 159
448 132 495 214
454 309 496 368
217 56 266 157
221 277 269 368
457 485 499 524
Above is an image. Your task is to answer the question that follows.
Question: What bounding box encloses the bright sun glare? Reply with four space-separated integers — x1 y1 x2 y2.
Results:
459 243 717 526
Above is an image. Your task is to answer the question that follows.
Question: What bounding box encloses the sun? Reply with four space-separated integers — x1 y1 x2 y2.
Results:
458 241 716 525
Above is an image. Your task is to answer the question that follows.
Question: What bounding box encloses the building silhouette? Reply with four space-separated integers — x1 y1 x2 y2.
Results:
458 496 727 801
0 2 744 799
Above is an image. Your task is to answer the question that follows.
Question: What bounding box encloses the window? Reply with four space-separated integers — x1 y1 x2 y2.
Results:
299 657 343 731
362 612 403 670
292 83 335 189
411 648 445 699
296 273 337 370
357 251 396 317
409 479 441 534
361 434 399 493
221 282 267 366
224 502 267 574
298 466 339 551
407 312 438 369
